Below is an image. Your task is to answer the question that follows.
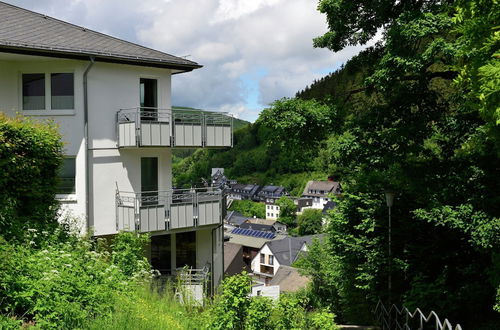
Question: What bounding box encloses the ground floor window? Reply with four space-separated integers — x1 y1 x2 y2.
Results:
151 235 171 274
57 157 76 194
176 231 196 268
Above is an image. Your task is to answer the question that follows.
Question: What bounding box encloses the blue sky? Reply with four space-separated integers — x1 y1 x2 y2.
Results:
6 0 378 122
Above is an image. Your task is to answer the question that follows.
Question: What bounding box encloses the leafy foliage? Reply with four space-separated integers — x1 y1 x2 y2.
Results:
228 200 266 219
0 230 151 329
0 114 63 242
207 272 339 330
276 196 296 227
208 272 252 330
294 0 500 328
297 209 324 236
111 231 151 278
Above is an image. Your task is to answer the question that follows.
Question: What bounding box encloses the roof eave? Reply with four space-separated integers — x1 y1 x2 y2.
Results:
0 45 203 73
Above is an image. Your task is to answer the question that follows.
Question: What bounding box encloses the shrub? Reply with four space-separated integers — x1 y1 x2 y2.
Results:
111 231 150 278
0 114 63 242
273 294 307 330
245 296 275 330
208 272 252 329
308 309 340 330
0 230 151 329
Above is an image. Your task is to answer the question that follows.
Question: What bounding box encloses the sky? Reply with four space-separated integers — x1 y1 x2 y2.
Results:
7 0 378 122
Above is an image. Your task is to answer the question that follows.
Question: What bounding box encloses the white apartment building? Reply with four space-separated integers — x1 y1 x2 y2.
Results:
0 3 232 289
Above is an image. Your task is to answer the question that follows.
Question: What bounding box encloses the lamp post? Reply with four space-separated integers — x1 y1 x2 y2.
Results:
385 191 395 308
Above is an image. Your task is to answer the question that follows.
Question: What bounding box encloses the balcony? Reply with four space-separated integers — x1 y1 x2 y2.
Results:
117 108 233 148
115 187 225 233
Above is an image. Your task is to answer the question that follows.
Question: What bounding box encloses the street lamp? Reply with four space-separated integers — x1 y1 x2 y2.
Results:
385 191 395 307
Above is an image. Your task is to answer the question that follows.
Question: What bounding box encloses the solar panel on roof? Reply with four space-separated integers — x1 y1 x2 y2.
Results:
231 227 276 239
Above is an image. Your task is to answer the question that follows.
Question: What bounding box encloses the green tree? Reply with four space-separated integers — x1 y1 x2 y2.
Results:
229 200 266 219
276 196 296 227
297 209 324 236
294 0 500 327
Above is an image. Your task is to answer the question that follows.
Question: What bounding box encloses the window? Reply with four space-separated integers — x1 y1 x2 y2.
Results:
269 255 274 265
176 231 196 268
151 235 171 275
57 157 76 194
51 73 74 109
22 73 74 110
23 73 45 110
260 254 265 264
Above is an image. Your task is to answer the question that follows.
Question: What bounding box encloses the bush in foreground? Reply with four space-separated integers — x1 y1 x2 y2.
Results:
0 229 151 329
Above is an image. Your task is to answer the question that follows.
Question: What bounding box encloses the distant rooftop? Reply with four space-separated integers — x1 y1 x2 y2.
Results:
0 2 201 72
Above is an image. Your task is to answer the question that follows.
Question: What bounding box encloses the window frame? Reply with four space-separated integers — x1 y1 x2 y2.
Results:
20 71 76 115
55 156 77 202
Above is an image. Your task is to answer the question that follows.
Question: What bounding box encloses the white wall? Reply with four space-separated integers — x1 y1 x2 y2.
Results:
265 204 279 220
92 148 172 235
87 62 171 149
0 56 88 229
251 284 280 300
196 228 213 269
251 244 280 276
0 54 174 235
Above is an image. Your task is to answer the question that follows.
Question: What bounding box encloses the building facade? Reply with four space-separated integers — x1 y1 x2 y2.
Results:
0 3 232 289
302 180 341 209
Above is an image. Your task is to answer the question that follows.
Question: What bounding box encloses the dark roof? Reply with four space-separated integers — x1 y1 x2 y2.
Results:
322 201 336 214
262 185 280 192
231 228 276 240
239 222 274 232
265 234 324 267
268 266 310 293
226 211 249 226
302 181 341 197
0 2 201 72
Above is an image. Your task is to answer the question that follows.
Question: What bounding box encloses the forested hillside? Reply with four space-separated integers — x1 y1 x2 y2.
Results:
176 0 500 328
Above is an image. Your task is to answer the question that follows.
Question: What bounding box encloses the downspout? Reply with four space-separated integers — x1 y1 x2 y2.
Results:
83 57 95 233
212 223 224 295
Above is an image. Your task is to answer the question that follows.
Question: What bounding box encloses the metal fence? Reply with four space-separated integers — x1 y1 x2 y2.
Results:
115 187 224 233
374 300 462 330
116 107 233 148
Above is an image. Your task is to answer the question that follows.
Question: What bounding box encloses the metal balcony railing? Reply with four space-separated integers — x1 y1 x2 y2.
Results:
115 187 225 233
117 107 233 148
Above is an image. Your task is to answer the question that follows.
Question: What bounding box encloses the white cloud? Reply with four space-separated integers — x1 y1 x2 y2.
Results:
211 0 282 24
6 0 379 121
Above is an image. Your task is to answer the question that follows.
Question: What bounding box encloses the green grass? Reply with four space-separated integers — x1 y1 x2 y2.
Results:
87 285 204 330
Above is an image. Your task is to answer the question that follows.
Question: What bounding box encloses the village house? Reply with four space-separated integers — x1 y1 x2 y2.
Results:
302 179 342 209
250 234 323 282
239 218 287 234
228 183 261 201
0 2 233 291
265 196 314 220
256 185 289 203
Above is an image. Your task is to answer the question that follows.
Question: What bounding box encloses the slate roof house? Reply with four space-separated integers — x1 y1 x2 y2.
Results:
239 218 287 234
302 180 342 209
225 211 250 227
250 234 324 279
256 185 289 203
0 2 233 290
228 183 261 200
